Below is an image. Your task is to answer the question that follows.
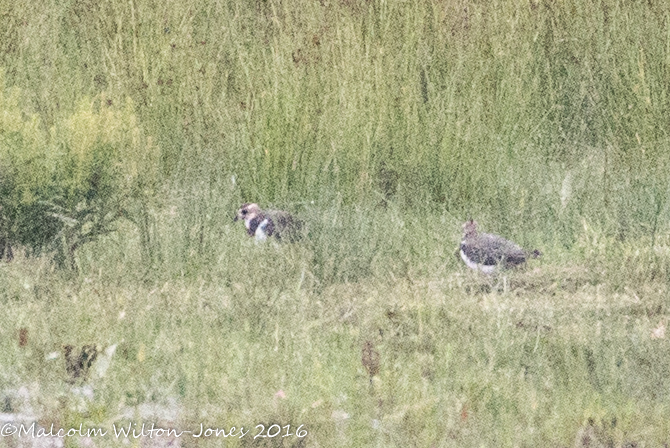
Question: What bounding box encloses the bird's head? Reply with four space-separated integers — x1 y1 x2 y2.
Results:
235 203 261 222
462 219 478 238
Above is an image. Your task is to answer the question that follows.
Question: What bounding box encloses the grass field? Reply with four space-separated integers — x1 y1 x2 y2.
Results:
2 0 670 446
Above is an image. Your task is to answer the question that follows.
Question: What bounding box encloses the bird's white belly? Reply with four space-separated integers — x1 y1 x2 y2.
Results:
254 218 270 241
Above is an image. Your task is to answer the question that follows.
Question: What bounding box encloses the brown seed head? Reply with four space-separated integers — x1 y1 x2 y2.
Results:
361 340 380 378
18 328 28 347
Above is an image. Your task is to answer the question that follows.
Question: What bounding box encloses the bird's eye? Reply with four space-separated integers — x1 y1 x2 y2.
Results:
241 210 247 215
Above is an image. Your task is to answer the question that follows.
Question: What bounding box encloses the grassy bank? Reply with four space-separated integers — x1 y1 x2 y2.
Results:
2 204 670 447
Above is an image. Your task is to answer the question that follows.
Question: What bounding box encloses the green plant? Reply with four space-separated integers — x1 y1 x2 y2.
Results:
48 94 160 268
0 76 159 267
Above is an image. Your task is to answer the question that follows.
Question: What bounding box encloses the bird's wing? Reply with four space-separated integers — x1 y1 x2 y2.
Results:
481 233 526 265
463 233 526 266
461 241 499 266
267 209 302 239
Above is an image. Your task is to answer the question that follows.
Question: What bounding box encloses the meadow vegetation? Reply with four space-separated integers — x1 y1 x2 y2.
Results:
1 0 670 446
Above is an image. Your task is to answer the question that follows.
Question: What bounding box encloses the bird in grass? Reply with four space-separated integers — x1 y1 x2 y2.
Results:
63 344 98 384
234 203 302 242
459 220 540 274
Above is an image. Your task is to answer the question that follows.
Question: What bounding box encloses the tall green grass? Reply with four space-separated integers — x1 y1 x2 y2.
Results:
2 0 670 246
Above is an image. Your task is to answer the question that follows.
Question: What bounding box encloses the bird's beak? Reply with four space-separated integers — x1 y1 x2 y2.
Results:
233 215 239 222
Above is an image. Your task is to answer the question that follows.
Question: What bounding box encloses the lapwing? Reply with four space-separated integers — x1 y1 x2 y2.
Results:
234 203 302 242
459 220 540 274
